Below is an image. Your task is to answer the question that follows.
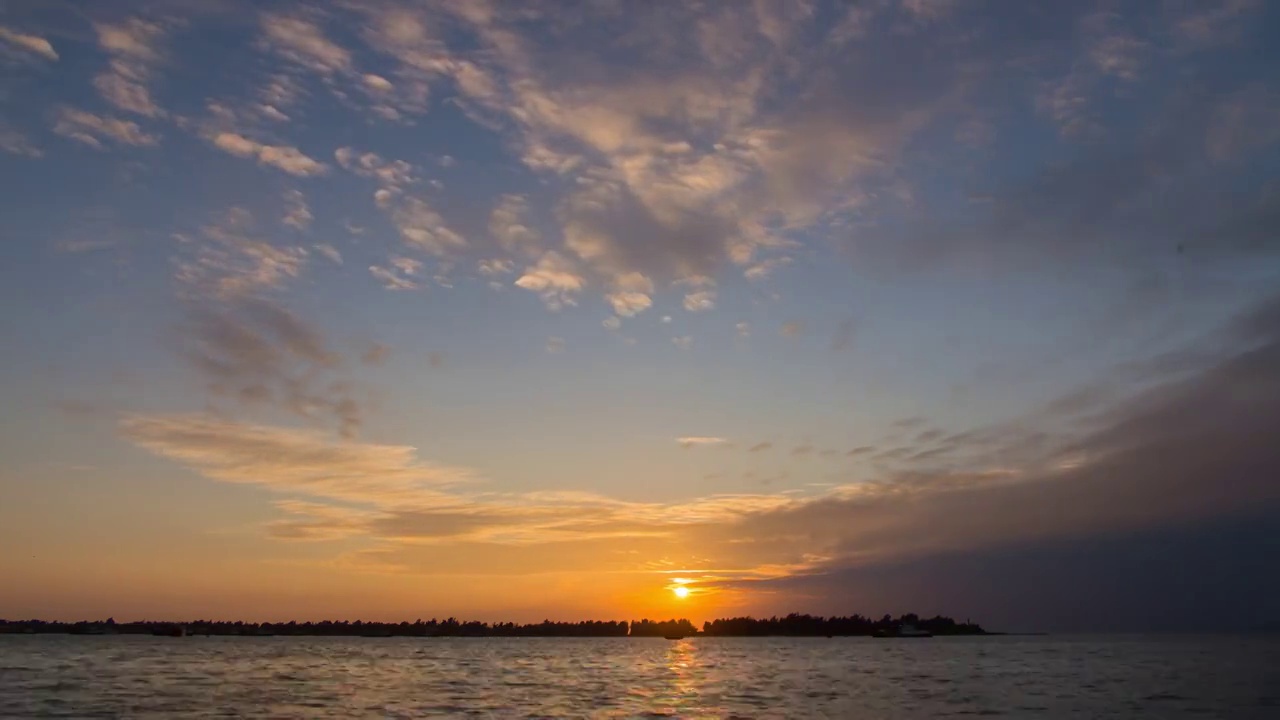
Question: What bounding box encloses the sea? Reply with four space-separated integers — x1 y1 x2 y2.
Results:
1 635 1277 718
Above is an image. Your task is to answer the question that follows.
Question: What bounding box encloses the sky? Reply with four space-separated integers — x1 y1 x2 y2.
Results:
1 0 1278 631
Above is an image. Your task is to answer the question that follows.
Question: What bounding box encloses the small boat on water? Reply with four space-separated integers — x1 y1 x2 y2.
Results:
663 635 686 640
873 623 933 639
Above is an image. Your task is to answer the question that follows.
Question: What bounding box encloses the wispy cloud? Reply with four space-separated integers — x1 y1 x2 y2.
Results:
0 125 41 157
93 18 167 117
210 132 327 176
515 252 585 310
489 194 542 257
259 13 352 75
175 207 307 297
121 414 467 507
53 107 158 149
175 295 366 437
314 244 342 264
392 198 466 256
683 290 716 313
744 257 792 281
369 263 419 291
334 147 415 194
281 189 312 230
477 259 514 277
0 24 58 61
677 436 729 449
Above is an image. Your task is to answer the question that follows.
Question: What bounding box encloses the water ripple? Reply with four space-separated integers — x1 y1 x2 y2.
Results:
0 635 1277 718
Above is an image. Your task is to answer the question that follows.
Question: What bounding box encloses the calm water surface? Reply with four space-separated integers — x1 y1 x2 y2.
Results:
1 635 1277 718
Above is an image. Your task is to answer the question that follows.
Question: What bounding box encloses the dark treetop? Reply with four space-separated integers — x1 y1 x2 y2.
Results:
0 613 986 637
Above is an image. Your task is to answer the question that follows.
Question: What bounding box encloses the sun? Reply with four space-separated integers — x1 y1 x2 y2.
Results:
672 585 690 599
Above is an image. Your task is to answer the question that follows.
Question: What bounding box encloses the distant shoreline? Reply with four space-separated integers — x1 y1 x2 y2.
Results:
1 614 990 638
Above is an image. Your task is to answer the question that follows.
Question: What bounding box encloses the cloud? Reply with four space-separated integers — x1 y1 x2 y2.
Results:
917 429 943 443
744 257 792 281
121 414 467 508
34 0 1269 330
515 251 585 310
116 293 1280 594
175 296 363 437
729 310 1280 581
477 259 514 276
1173 0 1261 49
259 13 352 75
53 107 158 148
602 316 621 331
332 1 968 311
677 436 729 449
1205 84 1280 162
779 321 804 337
258 73 303 110
361 343 390 366
281 189 312 229
314 244 342 264
791 444 814 456
362 73 393 92
1034 12 1150 139
748 442 772 452
49 0 1233 327
175 207 307 297
893 416 927 430
683 290 716 312
392 197 466 256
605 272 654 317
93 19 167 117
545 336 565 353
256 9 439 124
211 133 327 176
0 125 40 157
736 322 751 338
489 194 542 257
334 147 415 189
0 25 58 61
259 104 290 122
672 335 694 350
900 0 957 22
369 265 418 290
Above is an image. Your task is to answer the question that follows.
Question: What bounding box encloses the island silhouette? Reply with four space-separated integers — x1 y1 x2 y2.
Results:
0 613 986 637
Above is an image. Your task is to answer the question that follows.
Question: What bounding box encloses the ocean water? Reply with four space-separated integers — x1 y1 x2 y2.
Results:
1 635 1277 718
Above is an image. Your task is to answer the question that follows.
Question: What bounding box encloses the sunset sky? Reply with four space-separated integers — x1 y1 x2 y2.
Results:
2 0 1279 631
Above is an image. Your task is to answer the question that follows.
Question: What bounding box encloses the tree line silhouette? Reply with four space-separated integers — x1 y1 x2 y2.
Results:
701 613 984 636
0 613 985 637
